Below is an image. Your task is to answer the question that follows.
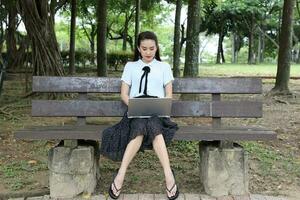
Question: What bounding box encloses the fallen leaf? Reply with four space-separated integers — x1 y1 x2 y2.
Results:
28 160 37 165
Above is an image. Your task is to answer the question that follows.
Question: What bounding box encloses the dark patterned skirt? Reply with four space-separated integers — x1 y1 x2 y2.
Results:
100 112 179 161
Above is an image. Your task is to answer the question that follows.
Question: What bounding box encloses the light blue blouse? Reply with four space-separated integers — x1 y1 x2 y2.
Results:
121 59 174 98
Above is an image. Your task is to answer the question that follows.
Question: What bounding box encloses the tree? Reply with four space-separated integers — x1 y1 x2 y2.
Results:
134 0 141 49
201 0 237 64
107 0 163 51
50 0 69 23
0 2 7 65
69 0 77 75
72 0 97 64
184 0 200 77
17 0 64 76
6 1 18 70
271 0 296 95
173 0 182 77
97 0 107 76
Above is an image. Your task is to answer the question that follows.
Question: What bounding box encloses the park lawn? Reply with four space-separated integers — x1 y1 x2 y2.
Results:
198 63 300 77
0 65 299 198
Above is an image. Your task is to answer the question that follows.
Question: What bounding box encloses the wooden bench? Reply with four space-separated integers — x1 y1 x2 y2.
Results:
15 76 276 198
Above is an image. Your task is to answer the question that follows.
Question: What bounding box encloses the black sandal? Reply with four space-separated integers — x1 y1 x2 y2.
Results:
166 169 179 200
108 171 122 199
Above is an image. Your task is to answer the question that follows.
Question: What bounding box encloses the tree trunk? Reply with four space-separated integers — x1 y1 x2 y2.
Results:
231 33 236 64
248 14 255 65
271 0 296 94
18 0 64 76
258 26 265 63
90 29 96 65
7 2 18 70
173 0 182 77
69 0 77 75
134 0 140 49
0 20 3 59
221 40 225 63
257 29 262 64
234 34 241 63
122 12 128 51
297 47 300 63
184 0 200 77
50 0 56 24
97 0 107 76
180 23 186 52
277 9 282 43
216 32 224 64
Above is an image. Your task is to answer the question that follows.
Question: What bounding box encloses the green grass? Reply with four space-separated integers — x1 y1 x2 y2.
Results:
0 160 48 190
242 142 300 178
197 63 300 77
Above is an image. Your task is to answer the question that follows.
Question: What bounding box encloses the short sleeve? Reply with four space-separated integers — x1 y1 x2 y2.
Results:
163 63 174 86
121 63 131 86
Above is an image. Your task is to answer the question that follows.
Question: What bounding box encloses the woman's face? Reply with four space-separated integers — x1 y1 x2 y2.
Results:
138 39 157 63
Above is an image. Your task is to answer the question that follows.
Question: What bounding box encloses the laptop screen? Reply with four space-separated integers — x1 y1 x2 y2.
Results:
127 98 172 118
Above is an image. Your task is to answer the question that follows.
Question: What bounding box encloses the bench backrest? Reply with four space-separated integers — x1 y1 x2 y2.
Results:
32 76 262 127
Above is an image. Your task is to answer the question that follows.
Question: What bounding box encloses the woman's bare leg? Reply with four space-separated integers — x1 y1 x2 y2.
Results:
152 134 177 197
111 135 144 196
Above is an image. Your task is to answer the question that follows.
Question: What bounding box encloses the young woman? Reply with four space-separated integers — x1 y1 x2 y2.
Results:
100 31 179 200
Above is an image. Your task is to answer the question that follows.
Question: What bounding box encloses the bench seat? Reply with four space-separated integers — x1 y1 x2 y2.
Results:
15 125 276 141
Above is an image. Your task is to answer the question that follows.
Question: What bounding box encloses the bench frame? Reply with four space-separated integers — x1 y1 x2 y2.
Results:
15 76 276 198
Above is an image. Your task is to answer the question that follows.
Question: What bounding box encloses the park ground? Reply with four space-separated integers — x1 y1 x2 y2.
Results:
0 64 299 199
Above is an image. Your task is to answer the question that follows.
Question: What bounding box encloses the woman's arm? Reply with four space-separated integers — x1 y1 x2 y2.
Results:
165 82 173 98
121 81 130 106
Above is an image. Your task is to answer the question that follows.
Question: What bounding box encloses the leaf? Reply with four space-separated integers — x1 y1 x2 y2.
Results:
28 160 37 165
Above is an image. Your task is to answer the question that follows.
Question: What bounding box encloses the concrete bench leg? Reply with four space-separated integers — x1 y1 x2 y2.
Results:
199 141 249 197
48 142 100 198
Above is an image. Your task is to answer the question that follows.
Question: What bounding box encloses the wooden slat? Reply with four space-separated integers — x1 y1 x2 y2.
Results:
14 125 276 141
32 76 120 93
32 100 262 117
173 77 262 94
32 76 262 94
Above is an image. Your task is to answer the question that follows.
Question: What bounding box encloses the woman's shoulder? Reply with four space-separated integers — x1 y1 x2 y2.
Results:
155 60 170 67
155 60 171 69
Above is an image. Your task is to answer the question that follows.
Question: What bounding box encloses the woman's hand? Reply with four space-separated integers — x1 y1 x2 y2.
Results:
121 82 130 106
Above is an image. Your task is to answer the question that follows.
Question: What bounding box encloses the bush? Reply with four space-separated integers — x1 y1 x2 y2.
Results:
60 51 133 70
107 51 134 71
61 50 95 68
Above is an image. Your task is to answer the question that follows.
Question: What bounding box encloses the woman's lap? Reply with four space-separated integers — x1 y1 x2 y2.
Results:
100 114 178 161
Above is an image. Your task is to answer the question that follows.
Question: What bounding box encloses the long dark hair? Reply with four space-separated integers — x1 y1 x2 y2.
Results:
133 31 161 61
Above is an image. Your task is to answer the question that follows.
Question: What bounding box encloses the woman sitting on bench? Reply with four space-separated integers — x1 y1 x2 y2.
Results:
100 31 179 200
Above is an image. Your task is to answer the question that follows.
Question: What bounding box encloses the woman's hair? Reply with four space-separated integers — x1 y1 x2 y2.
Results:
133 31 161 61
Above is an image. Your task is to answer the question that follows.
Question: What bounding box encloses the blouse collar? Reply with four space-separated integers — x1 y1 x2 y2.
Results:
138 58 158 66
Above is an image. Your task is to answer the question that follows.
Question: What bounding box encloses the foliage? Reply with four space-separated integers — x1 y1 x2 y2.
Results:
61 50 94 67
0 160 47 190
201 0 284 62
242 142 300 177
60 50 134 70
107 51 134 70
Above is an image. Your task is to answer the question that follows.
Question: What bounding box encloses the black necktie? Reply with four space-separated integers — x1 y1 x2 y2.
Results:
139 66 150 95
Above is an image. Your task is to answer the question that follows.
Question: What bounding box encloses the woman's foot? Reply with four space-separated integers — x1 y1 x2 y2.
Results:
108 170 124 199
165 169 179 200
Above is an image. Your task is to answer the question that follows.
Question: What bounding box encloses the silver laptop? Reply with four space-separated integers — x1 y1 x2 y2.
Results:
127 98 172 118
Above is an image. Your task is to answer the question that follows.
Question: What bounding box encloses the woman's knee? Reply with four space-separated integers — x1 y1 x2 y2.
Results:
153 133 164 143
131 134 144 143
